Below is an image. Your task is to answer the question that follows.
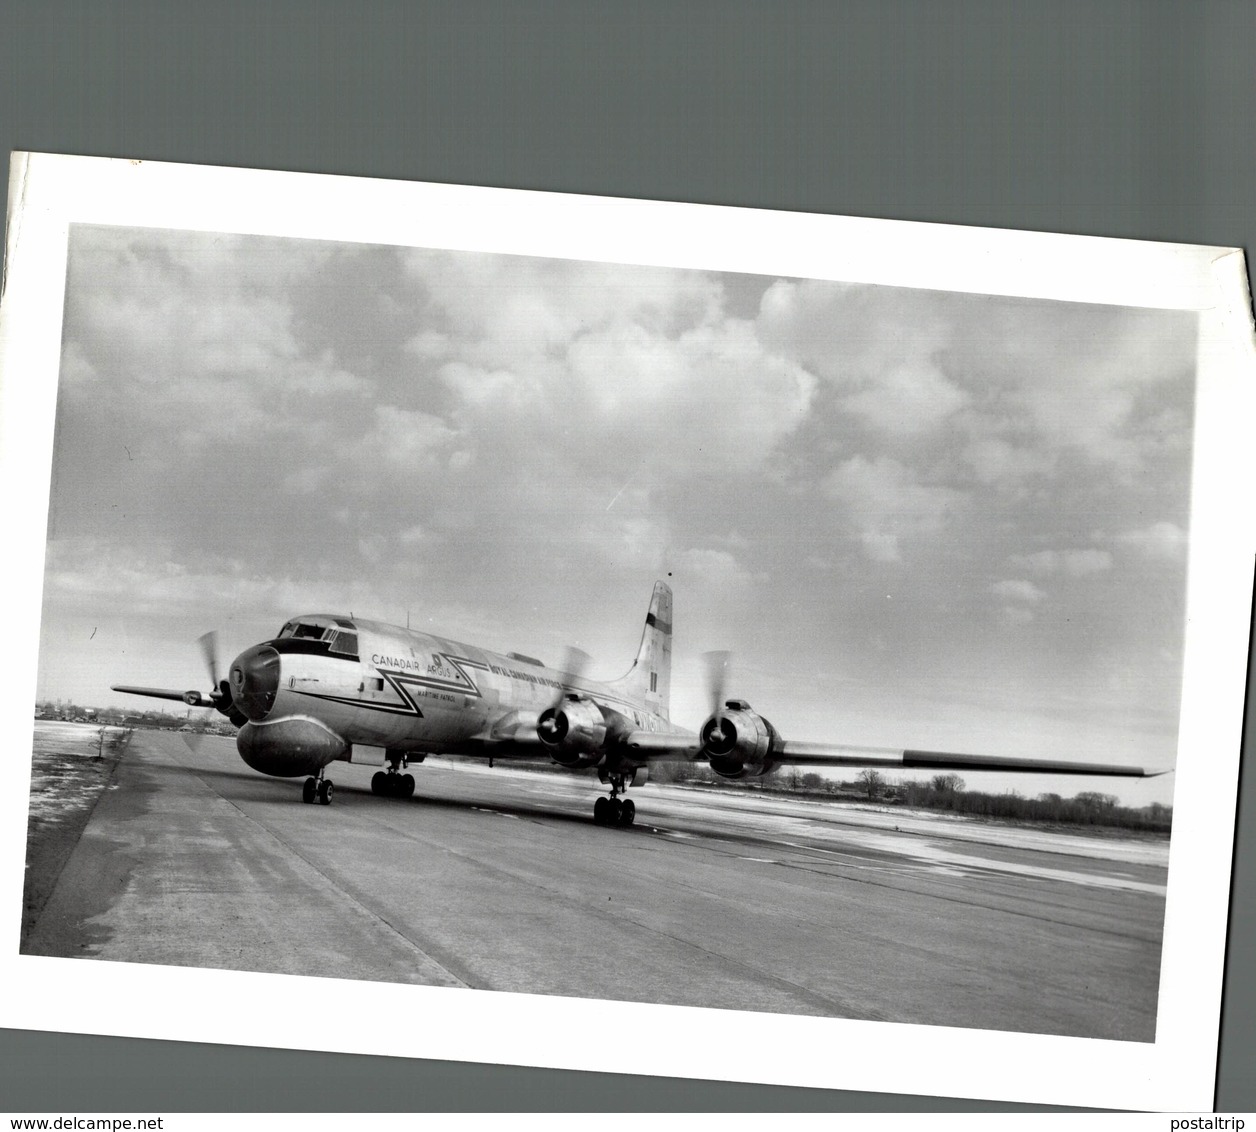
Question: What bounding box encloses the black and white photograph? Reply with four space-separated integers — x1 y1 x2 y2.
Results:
1 154 1251 1111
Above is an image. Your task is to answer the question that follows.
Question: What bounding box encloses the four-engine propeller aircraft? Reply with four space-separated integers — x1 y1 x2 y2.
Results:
113 581 1164 825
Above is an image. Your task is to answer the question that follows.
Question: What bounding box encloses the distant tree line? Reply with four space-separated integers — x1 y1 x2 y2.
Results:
650 761 1171 834
894 778 1172 833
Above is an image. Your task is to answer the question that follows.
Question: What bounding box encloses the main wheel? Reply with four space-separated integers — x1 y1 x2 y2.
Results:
302 777 317 804
371 771 386 796
318 779 334 805
593 796 608 825
401 773 416 798
608 798 623 826
620 798 635 827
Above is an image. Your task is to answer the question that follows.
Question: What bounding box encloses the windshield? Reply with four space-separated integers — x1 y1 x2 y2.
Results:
275 616 359 658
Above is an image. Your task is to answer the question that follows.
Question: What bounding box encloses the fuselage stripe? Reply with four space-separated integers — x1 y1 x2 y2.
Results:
293 689 423 716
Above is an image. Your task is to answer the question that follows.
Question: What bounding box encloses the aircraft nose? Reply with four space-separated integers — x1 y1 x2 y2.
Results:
229 645 280 721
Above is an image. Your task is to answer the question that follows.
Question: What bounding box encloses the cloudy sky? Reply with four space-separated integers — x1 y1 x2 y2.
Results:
36 224 1196 804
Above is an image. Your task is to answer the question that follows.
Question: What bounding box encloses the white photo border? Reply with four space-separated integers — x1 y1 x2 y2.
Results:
1 153 1252 1111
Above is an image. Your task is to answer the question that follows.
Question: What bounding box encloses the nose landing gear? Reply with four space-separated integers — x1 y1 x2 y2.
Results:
593 774 636 827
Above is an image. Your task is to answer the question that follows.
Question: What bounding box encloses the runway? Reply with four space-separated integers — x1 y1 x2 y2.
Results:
22 727 1167 1040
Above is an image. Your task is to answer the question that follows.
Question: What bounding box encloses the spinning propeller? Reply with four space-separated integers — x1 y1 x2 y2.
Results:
198 631 251 726
536 645 593 743
111 629 249 727
197 631 221 696
700 650 736 754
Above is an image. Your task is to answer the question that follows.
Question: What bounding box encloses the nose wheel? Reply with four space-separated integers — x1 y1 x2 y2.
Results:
302 774 334 805
593 776 636 827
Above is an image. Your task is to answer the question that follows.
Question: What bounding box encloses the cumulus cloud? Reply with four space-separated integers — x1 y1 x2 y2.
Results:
993 579 1047 604
437 361 543 411
401 251 725 369
62 227 372 446
756 278 1195 496
960 436 1057 489
673 547 758 589
971 301 1196 475
1117 521 1189 560
397 524 431 546
821 455 965 562
991 578 1048 625
364 406 460 468
42 537 391 624
1009 549 1114 577
757 279 951 390
393 253 816 498
842 359 968 435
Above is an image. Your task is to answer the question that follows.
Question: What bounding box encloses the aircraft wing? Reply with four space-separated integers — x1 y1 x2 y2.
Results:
624 730 1163 777
624 731 702 758
773 740 1165 777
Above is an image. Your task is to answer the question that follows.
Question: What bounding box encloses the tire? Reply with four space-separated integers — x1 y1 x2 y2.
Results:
608 798 623 826
302 778 317 804
371 771 386 795
401 773 416 798
318 779 334 805
621 799 635 826
593 796 608 825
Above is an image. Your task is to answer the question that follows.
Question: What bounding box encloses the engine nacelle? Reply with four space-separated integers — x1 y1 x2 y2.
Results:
537 696 609 769
237 716 348 778
700 699 781 779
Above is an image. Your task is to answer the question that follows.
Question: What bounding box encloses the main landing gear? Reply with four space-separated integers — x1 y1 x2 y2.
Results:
593 775 636 827
302 772 334 806
371 758 416 799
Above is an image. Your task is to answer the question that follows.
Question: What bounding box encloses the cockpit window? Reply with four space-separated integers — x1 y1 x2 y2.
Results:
328 631 359 657
276 616 358 647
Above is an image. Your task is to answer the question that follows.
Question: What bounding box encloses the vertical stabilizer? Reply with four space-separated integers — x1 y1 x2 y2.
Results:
607 581 673 719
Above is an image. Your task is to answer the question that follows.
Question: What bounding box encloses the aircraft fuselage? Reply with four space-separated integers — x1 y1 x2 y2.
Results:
228 613 681 779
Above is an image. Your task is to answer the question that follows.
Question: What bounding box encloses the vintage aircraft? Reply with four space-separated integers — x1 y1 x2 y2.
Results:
113 580 1164 825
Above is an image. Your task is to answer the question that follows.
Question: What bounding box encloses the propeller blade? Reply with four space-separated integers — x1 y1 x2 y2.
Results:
197 631 220 691
559 646 593 685
116 632 238 722
702 650 732 716
196 630 238 716
538 646 593 742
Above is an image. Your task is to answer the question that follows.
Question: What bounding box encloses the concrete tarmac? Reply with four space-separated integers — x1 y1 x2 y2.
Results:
23 729 1166 1040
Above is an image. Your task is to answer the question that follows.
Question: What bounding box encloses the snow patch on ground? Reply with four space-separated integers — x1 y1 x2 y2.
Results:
27 724 128 826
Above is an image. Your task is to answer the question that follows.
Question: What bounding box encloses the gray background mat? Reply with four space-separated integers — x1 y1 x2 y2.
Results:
1 0 1252 1113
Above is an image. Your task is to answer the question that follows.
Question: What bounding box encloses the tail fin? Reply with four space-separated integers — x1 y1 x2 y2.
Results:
606 581 673 720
